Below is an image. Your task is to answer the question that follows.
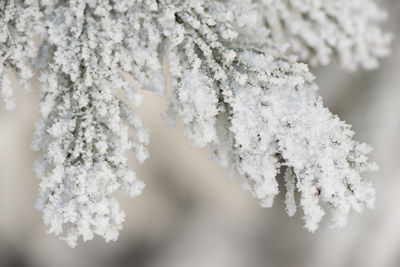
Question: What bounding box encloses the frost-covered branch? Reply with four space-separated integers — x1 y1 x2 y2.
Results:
161 1 377 231
0 0 390 247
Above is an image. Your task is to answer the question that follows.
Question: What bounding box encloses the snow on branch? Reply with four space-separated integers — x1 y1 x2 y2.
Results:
162 1 378 232
0 0 389 246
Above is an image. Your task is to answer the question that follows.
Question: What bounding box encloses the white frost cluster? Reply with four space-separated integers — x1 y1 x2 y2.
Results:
31 0 150 247
0 0 389 246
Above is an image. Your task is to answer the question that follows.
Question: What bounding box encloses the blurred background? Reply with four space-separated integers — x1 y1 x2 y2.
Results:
0 1 399 266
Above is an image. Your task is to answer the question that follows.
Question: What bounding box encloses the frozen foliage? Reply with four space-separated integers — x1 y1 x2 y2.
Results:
0 0 389 246
31 0 150 247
